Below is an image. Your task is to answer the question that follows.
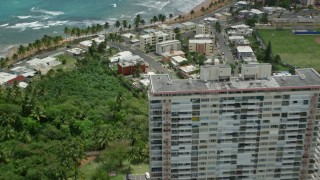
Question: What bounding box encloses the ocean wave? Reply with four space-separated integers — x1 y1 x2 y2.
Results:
6 21 45 31
47 20 68 26
134 11 145 16
17 15 32 19
0 23 9 27
135 1 170 11
170 0 206 13
30 7 64 16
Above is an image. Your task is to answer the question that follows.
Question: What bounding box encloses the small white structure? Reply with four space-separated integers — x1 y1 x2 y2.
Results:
110 51 133 63
250 9 264 16
228 24 253 36
179 65 196 77
10 66 37 77
203 17 218 23
92 36 105 44
79 40 93 48
18 82 28 88
171 56 187 67
237 46 254 59
0 72 17 85
229 36 245 43
195 34 213 39
67 48 84 56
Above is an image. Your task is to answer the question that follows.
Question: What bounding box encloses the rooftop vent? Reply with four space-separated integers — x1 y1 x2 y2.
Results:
300 74 306 80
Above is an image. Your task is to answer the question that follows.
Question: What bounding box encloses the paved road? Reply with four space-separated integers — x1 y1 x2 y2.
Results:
108 42 177 79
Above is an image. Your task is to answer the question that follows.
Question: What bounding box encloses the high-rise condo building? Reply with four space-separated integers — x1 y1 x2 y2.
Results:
148 64 320 180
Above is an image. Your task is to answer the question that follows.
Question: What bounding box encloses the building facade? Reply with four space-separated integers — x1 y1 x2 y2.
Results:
156 40 181 55
140 31 175 52
189 39 213 56
148 66 320 180
196 24 213 35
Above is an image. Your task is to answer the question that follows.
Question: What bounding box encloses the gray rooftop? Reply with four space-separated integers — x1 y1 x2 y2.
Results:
150 68 320 94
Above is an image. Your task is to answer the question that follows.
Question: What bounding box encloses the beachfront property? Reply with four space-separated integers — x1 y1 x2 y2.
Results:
155 40 181 55
139 31 175 52
228 24 253 36
196 24 213 35
189 39 213 56
0 72 17 85
213 13 226 21
148 65 320 179
10 66 37 78
26 56 61 75
122 33 139 44
270 17 320 29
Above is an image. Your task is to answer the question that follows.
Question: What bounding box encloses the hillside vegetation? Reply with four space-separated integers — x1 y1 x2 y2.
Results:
0 47 149 179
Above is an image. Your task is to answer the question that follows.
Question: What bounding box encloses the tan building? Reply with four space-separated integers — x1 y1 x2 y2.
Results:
189 39 213 56
196 24 213 35
140 31 175 52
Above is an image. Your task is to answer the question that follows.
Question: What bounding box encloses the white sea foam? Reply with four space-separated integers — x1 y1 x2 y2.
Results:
17 15 32 19
135 1 170 10
134 11 145 16
7 21 45 31
170 0 206 13
47 20 68 26
0 23 9 27
30 7 64 16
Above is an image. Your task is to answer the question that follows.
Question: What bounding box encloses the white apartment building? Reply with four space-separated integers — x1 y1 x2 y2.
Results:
156 40 181 55
196 24 213 35
228 24 253 36
140 31 175 52
189 39 213 56
148 65 320 180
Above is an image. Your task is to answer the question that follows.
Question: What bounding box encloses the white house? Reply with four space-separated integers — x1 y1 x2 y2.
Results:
171 56 187 67
237 46 254 59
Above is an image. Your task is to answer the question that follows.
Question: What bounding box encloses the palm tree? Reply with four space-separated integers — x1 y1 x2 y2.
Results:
201 6 206 13
140 19 145 27
160 14 166 23
122 20 128 30
190 10 195 18
134 14 142 29
17 45 26 58
169 14 173 19
64 27 71 40
30 102 46 121
152 16 158 26
115 20 121 31
104 22 110 37
128 24 132 31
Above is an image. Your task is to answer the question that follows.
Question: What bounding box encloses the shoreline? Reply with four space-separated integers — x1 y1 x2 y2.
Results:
1 0 226 59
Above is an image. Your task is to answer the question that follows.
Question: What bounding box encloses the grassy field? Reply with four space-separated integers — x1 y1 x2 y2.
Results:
257 29 320 71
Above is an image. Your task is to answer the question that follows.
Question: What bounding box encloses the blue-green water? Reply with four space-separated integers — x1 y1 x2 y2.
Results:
0 0 205 57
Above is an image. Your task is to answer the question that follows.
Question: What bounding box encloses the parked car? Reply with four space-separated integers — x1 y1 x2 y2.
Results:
145 172 150 179
126 173 132 180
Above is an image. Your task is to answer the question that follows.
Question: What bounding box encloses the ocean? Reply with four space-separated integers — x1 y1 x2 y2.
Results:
0 0 205 57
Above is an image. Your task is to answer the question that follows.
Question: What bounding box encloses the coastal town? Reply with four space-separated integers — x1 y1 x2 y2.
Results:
1 0 319 90
1 0 320 179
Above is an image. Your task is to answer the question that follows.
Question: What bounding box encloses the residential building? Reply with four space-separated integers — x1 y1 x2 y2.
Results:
117 60 146 76
189 39 213 56
196 24 213 35
203 17 218 24
170 56 187 67
229 36 245 43
140 31 175 52
237 46 254 59
162 50 185 63
178 65 197 78
181 22 196 32
110 51 133 63
228 24 253 36
156 40 181 55
26 56 61 75
148 66 320 179
0 72 17 85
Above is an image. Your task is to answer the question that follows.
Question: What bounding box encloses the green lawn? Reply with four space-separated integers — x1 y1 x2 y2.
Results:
55 54 77 70
258 29 320 71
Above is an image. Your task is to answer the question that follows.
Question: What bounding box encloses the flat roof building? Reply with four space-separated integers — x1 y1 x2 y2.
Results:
148 67 320 179
189 39 213 56
156 40 181 55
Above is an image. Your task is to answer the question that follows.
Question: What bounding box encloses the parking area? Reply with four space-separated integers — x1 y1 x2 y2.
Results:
125 174 146 180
